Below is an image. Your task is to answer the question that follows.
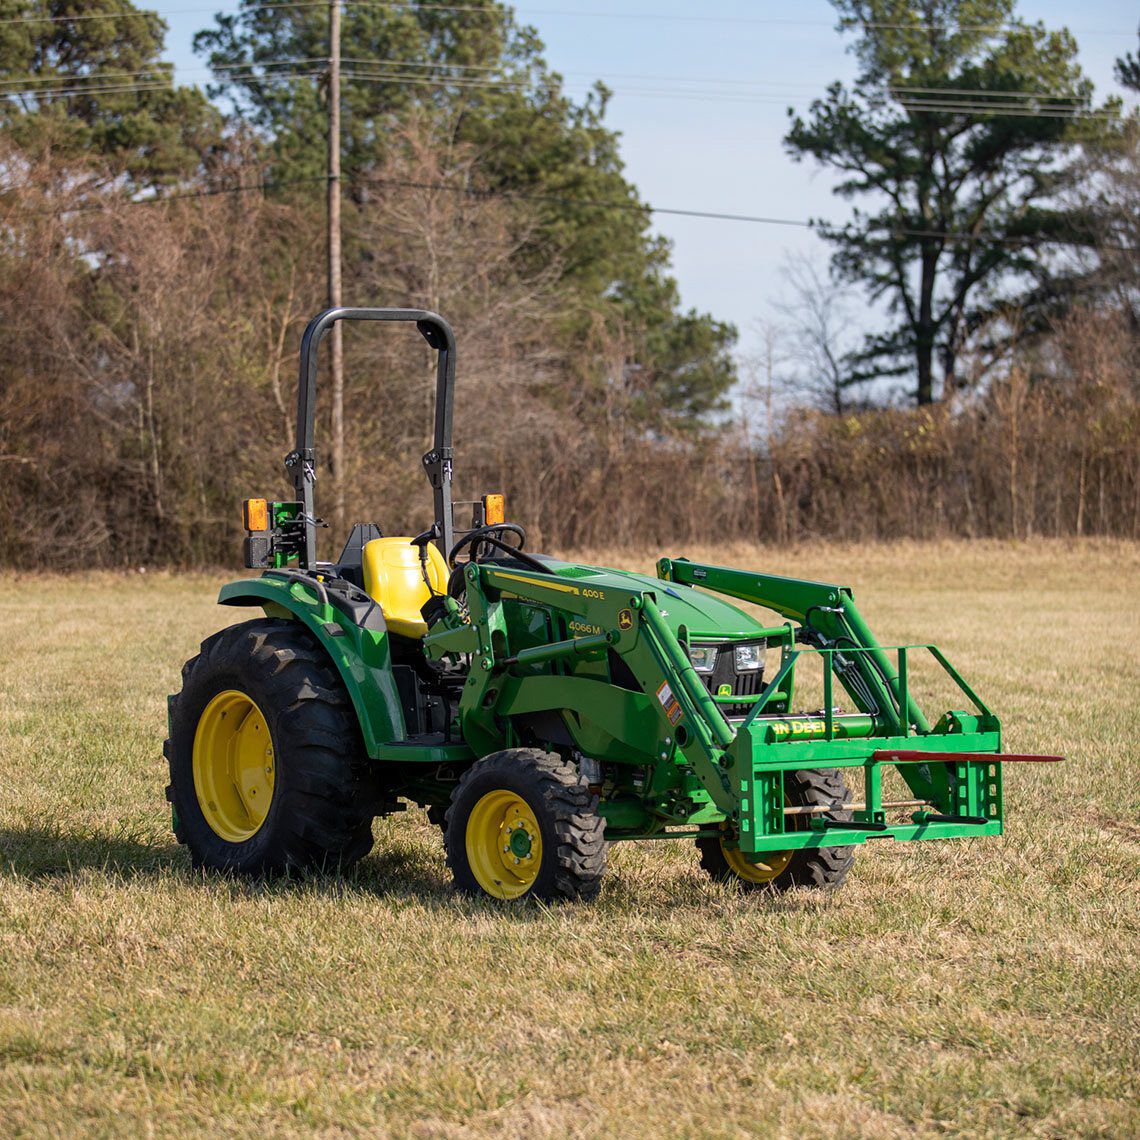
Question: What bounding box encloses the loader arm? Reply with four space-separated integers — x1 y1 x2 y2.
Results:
434 556 1058 864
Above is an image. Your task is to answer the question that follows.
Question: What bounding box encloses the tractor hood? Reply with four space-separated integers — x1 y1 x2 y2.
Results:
539 557 766 640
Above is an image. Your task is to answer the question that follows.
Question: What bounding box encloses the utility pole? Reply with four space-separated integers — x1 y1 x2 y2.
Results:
328 0 345 536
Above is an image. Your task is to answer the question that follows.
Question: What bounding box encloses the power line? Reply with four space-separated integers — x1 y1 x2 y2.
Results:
361 174 813 226
0 68 175 90
0 58 331 92
2 65 1118 124
362 176 1136 250
337 58 1102 104
0 56 1120 126
0 60 1104 111
19 64 1097 125
889 85 1088 101
2 172 805 228
0 70 325 100
7 172 1134 252
336 70 1120 121
1 52 1085 106
894 99 1115 121
2 79 179 99
0 21 1119 120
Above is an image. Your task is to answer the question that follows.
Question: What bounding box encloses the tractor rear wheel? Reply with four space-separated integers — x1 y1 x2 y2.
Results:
697 768 855 892
165 618 374 875
445 749 606 902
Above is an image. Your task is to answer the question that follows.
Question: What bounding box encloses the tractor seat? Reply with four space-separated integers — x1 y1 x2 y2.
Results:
361 537 449 639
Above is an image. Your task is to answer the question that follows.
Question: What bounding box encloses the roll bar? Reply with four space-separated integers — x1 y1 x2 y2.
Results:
286 307 457 568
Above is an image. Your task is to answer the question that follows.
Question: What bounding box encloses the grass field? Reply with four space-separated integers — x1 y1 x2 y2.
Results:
1 540 1138 1138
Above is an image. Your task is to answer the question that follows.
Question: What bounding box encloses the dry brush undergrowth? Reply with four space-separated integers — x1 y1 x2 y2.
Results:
0 540 1137 1138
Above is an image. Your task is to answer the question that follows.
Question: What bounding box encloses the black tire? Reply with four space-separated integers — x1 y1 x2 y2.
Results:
445 748 606 902
697 768 855 892
165 617 374 875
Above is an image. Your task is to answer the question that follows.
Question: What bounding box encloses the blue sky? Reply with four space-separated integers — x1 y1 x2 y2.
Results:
161 2 1139 361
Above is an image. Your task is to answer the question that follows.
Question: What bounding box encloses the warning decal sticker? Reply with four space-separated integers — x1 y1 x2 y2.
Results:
655 680 683 726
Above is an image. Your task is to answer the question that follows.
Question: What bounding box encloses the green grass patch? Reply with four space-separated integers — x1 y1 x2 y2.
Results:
1 542 1137 1137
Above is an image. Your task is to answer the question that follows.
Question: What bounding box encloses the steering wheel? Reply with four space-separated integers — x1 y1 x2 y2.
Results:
446 524 555 600
447 523 527 568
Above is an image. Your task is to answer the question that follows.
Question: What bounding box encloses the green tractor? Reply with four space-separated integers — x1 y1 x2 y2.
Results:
165 308 1059 901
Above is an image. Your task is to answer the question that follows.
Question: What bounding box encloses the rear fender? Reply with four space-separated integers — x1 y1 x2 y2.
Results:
217 577 405 755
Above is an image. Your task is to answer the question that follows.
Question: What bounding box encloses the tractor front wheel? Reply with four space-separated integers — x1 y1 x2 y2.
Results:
697 768 855 892
165 618 374 876
445 749 606 902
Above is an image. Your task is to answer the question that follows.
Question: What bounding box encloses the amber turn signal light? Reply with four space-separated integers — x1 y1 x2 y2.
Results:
243 498 269 532
483 493 505 526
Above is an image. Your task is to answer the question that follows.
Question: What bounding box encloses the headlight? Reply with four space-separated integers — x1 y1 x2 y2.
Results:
734 643 765 672
688 644 717 673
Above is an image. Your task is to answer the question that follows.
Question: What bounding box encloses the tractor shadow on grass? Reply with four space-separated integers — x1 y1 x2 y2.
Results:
0 822 807 916
0 823 178 881
0 823 463 909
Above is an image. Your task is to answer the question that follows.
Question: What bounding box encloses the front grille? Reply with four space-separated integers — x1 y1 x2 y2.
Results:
694 643 765 716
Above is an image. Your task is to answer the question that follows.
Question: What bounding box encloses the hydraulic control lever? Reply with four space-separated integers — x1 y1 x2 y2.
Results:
411 523 442 593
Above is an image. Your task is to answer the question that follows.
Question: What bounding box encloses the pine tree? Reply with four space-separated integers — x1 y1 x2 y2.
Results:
0 0 220 187
785 0 1117 404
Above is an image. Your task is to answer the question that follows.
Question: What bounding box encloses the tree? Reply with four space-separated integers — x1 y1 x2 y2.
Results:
0 0 220 187
1105 30 1140 327
1036 30 1140 336
773 252 868 413
785 0 1115 404
194 0 736 425
1116 27 1139 93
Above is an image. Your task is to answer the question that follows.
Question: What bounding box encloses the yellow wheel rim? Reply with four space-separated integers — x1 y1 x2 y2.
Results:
465 790 543 899
718 791 797 884
721 840 794 884
192 689 276 843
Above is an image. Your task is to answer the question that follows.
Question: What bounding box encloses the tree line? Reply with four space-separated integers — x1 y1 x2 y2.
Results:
0 0 1136 567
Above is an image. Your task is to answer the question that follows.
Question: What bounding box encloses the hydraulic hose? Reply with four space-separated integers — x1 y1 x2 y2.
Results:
838 604 932 735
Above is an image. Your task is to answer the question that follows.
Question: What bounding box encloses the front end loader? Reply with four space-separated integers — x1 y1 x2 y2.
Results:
165 308 1061 901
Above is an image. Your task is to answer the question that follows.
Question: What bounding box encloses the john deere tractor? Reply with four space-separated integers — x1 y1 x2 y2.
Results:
165 308 1059 901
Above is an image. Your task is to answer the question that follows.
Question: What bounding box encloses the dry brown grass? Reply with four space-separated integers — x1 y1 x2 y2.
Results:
1 540 1138 1137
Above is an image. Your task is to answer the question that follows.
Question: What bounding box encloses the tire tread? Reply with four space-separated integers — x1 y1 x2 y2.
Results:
445 748 606 902
697 767 855 892
165 617 373 875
